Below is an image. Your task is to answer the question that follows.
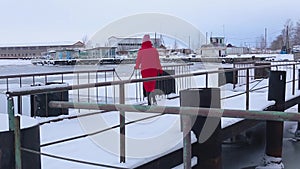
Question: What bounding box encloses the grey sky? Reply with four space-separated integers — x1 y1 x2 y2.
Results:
1 0 299 47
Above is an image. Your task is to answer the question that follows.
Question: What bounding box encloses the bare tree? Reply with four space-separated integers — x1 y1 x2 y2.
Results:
258 35 266 50
270 34 284 50
270 19 295 51
292 20 300 45
173 40 178 50
81 34 89 46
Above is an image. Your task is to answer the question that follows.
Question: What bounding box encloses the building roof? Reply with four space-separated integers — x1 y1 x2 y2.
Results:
85 46 117 51
0 41 84 48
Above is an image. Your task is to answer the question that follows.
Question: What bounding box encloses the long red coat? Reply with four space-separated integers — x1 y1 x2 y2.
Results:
135 41 162 92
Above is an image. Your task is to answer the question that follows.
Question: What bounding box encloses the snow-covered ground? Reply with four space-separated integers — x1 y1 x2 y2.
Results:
1 54 300 169
0 59 32 66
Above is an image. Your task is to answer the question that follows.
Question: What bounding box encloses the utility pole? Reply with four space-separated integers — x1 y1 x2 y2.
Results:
286 26 290 53
189 36 191 49
223 24 225 43
154 32 157 48
265 28 267 53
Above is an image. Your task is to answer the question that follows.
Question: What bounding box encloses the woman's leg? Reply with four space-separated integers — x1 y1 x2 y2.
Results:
147 92 151 105
148 91 157 105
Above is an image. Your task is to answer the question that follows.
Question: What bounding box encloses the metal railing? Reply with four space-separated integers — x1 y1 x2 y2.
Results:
5 61 300 169
1 63 192 116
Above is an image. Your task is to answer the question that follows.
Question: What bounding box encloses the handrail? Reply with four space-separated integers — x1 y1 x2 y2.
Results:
49 101 300 122
0 68 115 79
6 62 300 97
7 61 300 168
0 63 192 79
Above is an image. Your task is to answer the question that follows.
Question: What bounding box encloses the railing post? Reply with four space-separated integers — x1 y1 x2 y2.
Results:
246 69 249 110
105 72 108 103
292 64 295 95
297 69 300 137
261 70 286 168
6 78 9 91
77 73 80 102
14 116 22 169
8 97 22 169
19 77 22 88
296 104 300 137
205 73 208 88
88 72 90 102
232 68 236 89
180 88 221 169
182 115 192 169
119 83 126 163
8 97 15 131
18 96 22 115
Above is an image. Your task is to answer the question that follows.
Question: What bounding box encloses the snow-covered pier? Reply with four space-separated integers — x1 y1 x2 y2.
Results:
2 59 300 169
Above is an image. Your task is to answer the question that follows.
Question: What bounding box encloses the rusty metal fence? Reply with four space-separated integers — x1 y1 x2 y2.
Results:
4 61 300 169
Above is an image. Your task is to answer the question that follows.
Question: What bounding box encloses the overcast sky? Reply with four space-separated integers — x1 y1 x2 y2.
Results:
1 0 300 47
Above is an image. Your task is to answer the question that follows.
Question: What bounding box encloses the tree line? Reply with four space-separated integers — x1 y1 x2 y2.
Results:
270 19 300 51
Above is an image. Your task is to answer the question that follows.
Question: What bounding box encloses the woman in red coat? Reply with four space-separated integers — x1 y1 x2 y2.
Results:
135 34 163 105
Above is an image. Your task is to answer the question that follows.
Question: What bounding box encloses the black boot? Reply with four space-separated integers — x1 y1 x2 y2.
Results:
152 92 157 105
147 92 151 105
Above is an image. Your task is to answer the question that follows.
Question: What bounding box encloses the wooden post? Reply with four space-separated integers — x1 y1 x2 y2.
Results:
232 69 236 89
266 120 283 157
119 83 126 163
18 96 22 115
265 70 286 162
205 73 208 88
266 100 284 158
297 69 300 137
292 64 295 95
180 88 221 169
182 115 192 169
196 122 221 169
296 104 300 136
246 69 250 110
14 116 22 169
8 97 15 131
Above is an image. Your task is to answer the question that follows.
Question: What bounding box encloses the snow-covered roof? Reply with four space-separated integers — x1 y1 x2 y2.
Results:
0 41 83 48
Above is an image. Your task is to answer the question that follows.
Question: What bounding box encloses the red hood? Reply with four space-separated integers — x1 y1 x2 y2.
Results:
140 41 153 50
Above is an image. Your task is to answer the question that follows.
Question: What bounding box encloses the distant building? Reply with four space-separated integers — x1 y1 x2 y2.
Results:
108 36 163 54
199 37 249 57
226 46 250 55
83 47 117 59
199 37 226 57
0 41 84 59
